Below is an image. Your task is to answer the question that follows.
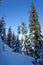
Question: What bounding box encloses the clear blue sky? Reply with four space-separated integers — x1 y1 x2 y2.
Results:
0 0 43 35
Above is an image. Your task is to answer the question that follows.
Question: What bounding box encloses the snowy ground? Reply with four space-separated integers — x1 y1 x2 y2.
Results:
0 51 34 65
0 37 34 65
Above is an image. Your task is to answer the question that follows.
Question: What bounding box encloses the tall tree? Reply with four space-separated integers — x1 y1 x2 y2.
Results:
0 17 6 43
29 3 41 58
7 26 12 47
29 3 41 39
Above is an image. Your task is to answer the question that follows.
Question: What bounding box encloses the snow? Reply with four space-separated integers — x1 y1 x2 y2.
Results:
19 34 26 41
19 34 22 40
32 47 34 49
0 37 34 65
4 44 12 52
0 52 34 65
0 37 12 52
0 37 3 52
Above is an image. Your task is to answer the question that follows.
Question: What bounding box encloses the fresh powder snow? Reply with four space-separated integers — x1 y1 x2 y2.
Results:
0 37 34 65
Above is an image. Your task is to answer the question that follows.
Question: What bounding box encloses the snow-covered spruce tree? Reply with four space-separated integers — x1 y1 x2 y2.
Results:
20 22 27 55
29 3 41 58
7 26 13 47
0 17 6 43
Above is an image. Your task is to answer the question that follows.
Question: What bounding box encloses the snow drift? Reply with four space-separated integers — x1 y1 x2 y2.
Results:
0 37 34 65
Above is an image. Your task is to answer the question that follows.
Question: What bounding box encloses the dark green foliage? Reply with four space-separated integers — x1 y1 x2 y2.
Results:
29 3 41 39
29 3 41 58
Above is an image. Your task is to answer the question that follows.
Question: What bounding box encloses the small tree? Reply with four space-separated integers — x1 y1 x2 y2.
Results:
7 26 12 47
12 37 20 53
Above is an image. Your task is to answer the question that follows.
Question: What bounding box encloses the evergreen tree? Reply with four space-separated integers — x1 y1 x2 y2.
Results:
7 26 12 47
0 17 6 43
29 3 41 39
29 3 41 58
12 37 20 53
20 22 27 55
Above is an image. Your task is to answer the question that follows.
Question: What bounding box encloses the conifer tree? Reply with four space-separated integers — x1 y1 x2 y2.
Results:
20 22 27 55
0 17 6 43
7 26 12 47
29 3 41 39
12 38 20 53
29 3 41 58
